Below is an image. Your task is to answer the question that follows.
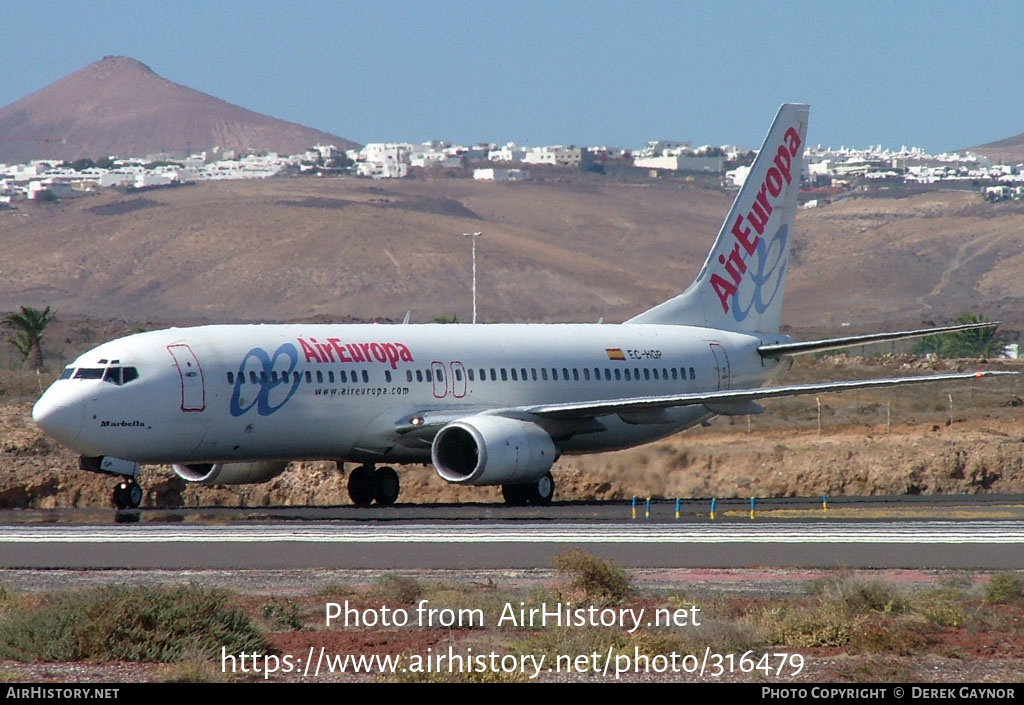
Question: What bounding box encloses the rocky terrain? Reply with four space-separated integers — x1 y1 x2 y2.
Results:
1 178 1022 334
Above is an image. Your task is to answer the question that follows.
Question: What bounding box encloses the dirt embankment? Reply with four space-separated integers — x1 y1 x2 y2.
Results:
1 356 1021 510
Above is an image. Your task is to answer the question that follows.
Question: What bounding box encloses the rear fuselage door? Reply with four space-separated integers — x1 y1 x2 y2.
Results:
708 342 731 390
167 344 206 411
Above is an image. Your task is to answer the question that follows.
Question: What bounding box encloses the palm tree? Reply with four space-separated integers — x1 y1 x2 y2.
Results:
4 305 54 370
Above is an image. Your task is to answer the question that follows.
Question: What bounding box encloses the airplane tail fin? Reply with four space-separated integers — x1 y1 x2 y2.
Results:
627 103 809 334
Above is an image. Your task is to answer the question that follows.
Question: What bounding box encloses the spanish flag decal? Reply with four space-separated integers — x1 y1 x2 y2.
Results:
605 348 626 361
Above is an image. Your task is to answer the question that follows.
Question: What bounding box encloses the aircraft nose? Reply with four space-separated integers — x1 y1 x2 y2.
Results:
32 389 85 447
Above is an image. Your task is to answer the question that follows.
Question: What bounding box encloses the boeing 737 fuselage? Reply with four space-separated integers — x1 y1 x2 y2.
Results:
31 104 1014 508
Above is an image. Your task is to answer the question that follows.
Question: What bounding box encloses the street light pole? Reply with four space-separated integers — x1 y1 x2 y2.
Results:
462 231 482 323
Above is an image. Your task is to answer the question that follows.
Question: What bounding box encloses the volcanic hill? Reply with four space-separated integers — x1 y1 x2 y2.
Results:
0 56 357 163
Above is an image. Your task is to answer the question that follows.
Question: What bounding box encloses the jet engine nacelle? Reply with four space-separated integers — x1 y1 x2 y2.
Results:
431 415 556 485
172 461 290 485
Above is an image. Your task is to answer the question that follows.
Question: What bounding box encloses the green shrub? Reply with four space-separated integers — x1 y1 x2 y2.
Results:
552 550 633 605
259 598 304 630
849 617 931 655
0 584 264 662
983 573 1024 605
810 577 910 615
914 587 969 628
370 574 423 604
753 603 852 648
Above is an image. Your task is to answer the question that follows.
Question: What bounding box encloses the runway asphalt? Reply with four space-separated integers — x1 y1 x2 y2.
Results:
1 497 1023 569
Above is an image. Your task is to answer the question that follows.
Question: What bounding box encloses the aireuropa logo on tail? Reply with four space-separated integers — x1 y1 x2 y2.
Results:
709 124 802 319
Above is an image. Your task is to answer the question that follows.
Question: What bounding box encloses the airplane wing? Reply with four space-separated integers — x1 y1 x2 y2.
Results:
519 370 1016 420
758 322 1000 358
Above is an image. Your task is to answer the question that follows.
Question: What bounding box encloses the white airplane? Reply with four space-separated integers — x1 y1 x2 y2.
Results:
32 104 1013 509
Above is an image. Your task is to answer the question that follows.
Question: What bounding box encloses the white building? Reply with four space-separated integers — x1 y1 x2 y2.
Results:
357 143 410 179
473 168 529 182
488 143 526 162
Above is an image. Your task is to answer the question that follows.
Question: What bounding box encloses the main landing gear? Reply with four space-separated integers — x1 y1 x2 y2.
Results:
346 464 400 507
501 472 555 506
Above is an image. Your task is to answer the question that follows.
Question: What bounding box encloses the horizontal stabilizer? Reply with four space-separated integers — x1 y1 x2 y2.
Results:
758 322 1001 358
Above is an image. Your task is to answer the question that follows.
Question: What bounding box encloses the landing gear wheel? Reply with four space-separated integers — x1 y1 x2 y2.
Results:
347 465 377 507
112 478 143 510
374 466 400 506
501 483 531 506
526 472 555 506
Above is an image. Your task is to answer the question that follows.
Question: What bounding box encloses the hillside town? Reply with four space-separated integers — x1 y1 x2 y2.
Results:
3 134 1024 204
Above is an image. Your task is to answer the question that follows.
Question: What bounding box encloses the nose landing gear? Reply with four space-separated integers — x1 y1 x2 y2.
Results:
80 456 144 510
112 477 143 509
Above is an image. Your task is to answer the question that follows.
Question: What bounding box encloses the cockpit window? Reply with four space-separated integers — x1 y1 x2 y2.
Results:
103 366 139 386
59 368 74 380
72 366 139 385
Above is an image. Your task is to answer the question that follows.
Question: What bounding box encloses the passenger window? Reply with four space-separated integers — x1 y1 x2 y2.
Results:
385 370 392 383
362 370 369 383
643 369 650 380
250 371 259 384
501 368 508 381
634 368 640 380
293 371 300 383
328 371 335 383
551 368 558 381
316 371 324 383
562 368 569 380
426 370 433 382
653 368 659 380
583 368 590 381
531 368 538 381
614 369 621 381
271 371 278 382
541 368 548 381
455 368 463 382
510 368 517 381
604 369 611 381
260 371 268 383
340 370 348 383
305 371 312 383
624 369 631 381
521 368 527 380
690 367 696 380
572 368 579 381
416 370 423 382
490 369 497 381
437 369 444 382
226 371 234 384
671 369 678 380
405 370 412 382
479 368 486 380
467 369 475 381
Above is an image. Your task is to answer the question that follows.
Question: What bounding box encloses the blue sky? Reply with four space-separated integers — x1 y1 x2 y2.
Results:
4 1 1021 152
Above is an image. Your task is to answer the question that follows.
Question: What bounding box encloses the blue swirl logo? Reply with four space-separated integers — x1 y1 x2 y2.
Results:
229 344 301 417
731 224 788 323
